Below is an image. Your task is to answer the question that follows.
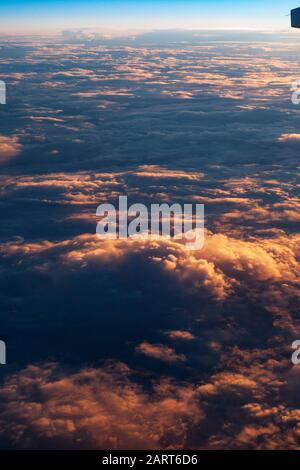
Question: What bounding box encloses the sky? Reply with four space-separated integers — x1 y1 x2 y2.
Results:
0 0 298 34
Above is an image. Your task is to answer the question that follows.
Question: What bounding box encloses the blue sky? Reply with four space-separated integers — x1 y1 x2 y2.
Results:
0 0 298 34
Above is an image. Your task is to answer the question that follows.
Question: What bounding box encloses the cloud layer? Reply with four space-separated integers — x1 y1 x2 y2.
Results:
0 32 300 449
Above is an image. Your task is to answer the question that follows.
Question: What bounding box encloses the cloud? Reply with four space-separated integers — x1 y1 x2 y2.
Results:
0 135 22 164
198 372 258 398
1 35 300 450
1 229 299 305
278 134 300 142
0 353 299 450
0 363 202 450
166 331 196 341
134 165 204 181
0 233 233 301
136 341 186 363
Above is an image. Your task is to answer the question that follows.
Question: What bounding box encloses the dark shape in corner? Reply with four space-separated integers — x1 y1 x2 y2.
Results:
291 7 300 28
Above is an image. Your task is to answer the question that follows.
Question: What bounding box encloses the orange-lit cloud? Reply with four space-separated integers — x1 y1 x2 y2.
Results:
136 341 186 363
0 135 22 163
0 363 202 450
